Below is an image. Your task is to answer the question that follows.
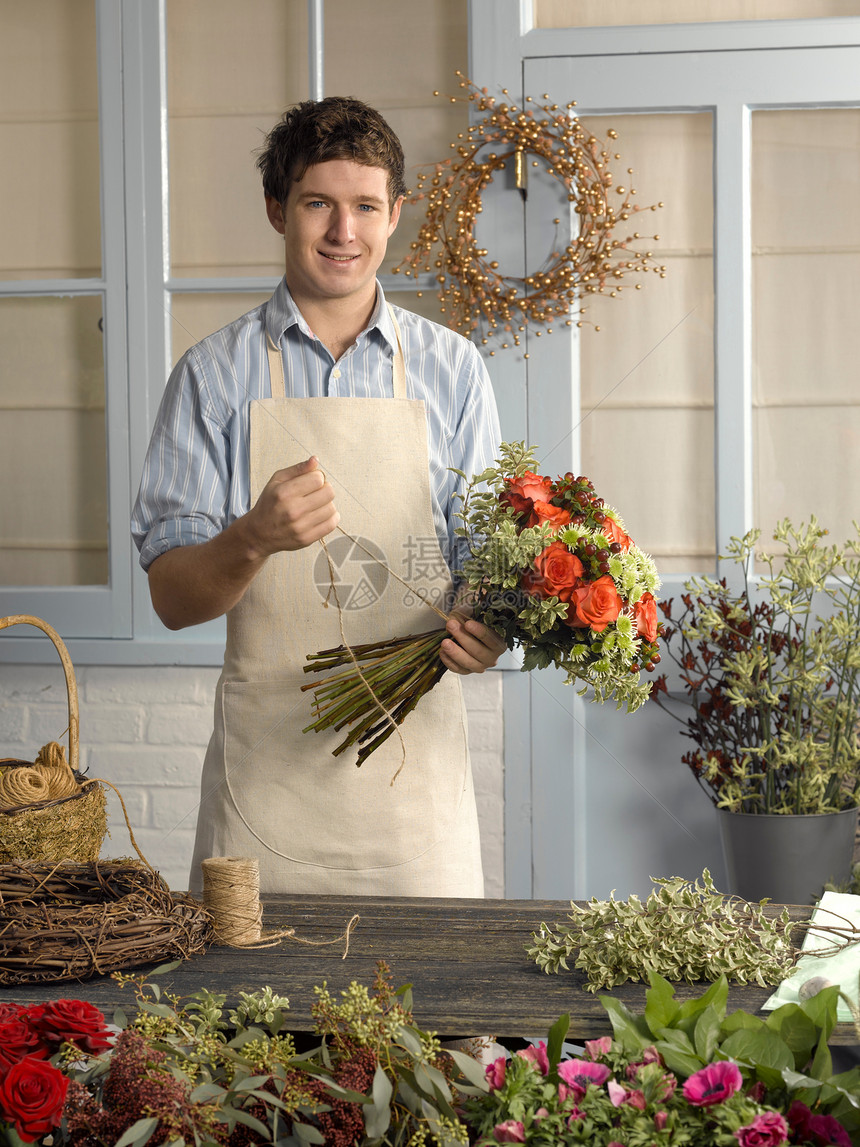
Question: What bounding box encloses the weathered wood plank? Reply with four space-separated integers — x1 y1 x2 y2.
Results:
5 895 855 1044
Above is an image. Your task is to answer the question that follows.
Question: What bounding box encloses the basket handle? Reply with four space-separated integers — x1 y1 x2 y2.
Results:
0 616 79 773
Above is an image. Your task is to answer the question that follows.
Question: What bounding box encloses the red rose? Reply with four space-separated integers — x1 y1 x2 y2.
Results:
532 501 572 532
501 471 554 527
34 999 114 1056
0 1057 68 1142
0 1020 49 1071
0 1004 25 1024
524 542 584 602
633 592 658 643
602 516 632 552
568 575 623 632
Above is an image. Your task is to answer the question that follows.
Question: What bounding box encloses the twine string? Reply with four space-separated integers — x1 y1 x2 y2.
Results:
201 856 359 956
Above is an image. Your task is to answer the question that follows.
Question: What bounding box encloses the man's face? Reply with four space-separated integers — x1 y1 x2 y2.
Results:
267 159 402 312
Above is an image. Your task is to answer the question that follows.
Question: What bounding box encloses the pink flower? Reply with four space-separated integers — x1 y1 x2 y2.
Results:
517 1042 549 1075
584 1036 612 1060
567 1106 584 1126
655 1111 668 1131
682 1061 743 1107
735 1111 789 1146
534 1107 549 1124
485 1056 507 1092
607 1080 646 1110
557 1058 611 1097
625 1045 660 1078
493 1119 526 1142
608 1080 627 1107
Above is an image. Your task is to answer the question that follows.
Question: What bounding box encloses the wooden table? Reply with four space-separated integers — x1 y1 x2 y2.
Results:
7 895 858 1044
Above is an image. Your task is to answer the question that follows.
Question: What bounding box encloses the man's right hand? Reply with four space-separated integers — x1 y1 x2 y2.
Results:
244 457 339 558
147 456 339 630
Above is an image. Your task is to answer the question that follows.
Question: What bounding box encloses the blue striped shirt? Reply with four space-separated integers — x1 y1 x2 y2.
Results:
131 278 501 576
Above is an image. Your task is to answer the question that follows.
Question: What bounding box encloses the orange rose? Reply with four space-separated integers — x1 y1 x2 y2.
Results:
524 541 584 602
532 501 572 532
633 592 658 642
602 516 632 552
502 471 555 526
568 575 623 632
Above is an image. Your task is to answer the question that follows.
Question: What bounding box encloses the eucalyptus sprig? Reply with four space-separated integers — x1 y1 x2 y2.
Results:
527 870 798 992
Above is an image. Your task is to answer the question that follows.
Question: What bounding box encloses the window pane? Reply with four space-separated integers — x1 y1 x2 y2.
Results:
752 109 860 551
167 0 309 278
536 0 860 26
325 0 468 270
0 0 100 281
0 297 107 586
170 292 274 365
578 113 715 574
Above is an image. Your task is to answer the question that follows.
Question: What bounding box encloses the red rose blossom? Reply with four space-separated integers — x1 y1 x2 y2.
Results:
524 542 584 602
633 592 658 643
34 999 114 1056
568 575 623 632
0 1020 49 1070
0 1057 68 1143
501 471 555 527
602 516 632 552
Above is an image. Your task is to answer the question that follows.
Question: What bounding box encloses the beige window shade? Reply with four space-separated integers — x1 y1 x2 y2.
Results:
578 113 715 574
0 0 100 281
752 108 860 556
0 296 107 586
536 0 860 27
166 0 468 284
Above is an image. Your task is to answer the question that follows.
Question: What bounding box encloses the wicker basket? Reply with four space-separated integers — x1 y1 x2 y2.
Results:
0 615 108 863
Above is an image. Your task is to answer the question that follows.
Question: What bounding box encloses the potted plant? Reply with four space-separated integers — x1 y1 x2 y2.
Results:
652 518 860 903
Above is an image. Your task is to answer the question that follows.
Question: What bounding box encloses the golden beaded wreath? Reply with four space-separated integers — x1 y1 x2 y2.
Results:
393 75 665 353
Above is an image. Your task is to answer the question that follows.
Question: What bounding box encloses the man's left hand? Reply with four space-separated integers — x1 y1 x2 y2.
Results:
440 613 507 675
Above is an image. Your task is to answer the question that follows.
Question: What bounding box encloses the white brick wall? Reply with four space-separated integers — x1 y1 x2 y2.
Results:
0 664 505 896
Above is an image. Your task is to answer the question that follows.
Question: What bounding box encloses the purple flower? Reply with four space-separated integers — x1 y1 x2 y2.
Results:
493 1119 526 1142
735 1111 789 1147
557 1058 611 1097
516 1042 549 1075
682 1061 743 1107
485 1056 507 1092
583 1036 612 1060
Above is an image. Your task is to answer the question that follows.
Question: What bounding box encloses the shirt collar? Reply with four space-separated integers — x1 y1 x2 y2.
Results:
265 277 397 353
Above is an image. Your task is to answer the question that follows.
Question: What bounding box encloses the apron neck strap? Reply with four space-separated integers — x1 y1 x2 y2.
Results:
265 306 407 400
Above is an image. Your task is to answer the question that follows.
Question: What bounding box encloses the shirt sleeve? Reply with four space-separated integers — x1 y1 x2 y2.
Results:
131 347 234 572
447 341 502 577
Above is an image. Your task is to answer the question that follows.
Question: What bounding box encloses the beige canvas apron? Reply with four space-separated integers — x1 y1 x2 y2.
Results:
189 313 484 897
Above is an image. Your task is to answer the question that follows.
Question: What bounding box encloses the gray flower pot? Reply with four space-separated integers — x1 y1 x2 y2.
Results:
716 806 858 904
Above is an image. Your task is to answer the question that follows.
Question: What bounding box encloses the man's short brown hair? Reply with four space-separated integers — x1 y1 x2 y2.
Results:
257 96 407 209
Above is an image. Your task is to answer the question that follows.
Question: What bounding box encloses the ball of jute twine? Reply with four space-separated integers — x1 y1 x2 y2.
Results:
201 856 359 956
0 742 80 810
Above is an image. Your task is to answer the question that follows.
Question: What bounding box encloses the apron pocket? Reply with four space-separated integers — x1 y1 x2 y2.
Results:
218 674 471 869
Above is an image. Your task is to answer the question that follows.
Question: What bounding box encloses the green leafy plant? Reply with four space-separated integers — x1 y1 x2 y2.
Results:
466 972 860 1145
652 519 860 815
50 961 486 1147
528 870 804 991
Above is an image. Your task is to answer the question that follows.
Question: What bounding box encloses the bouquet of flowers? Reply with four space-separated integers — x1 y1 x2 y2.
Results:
466 973 860 1147
0 998 114 1145
303 442 661 766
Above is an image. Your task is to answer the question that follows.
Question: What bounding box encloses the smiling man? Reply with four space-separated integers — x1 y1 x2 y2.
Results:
131 97 503 897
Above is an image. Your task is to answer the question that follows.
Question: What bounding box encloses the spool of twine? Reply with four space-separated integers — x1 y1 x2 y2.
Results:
201 855 359 955
0 742 82 809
